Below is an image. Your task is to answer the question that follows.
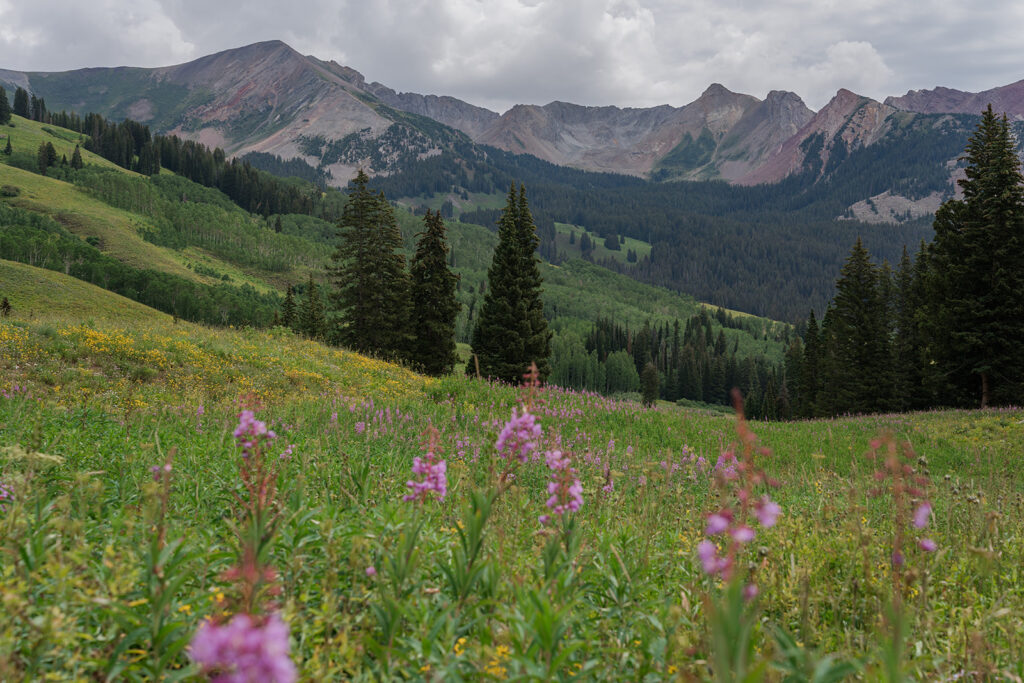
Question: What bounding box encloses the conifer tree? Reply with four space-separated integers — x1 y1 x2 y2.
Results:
12 87 28 118
468 184 552 383
3 137 11 156
0 86 10 125
828 238 892 414
640 361 659 406
409 210 460 375
280 284 297 329
37 141 57 175
298 275 326 340
892 246 922 410
330 170 411 359
70 144 83 170
928 105 1024 407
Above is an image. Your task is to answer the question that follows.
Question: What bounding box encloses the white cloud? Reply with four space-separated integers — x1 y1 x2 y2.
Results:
0 0 1022 112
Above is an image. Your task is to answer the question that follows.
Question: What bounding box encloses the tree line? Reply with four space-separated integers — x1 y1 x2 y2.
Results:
551 311 789 419
789 107 1024 414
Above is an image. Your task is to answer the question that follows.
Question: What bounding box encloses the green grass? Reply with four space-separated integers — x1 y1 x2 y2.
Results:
1 270 1023 679
0 258 171 325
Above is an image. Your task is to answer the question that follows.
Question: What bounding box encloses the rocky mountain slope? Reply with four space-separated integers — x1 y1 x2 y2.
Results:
886 80 1024 119
3 40 1022 220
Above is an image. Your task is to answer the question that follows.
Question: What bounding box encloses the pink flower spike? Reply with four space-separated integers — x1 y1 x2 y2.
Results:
705 513 730 536
755 497 781 528
919 538 937 552
913 502 932 529
697 540 724 575
731 525 755 543
742 583 759 601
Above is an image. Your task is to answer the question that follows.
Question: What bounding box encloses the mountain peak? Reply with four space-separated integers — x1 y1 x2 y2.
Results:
700 83 736 99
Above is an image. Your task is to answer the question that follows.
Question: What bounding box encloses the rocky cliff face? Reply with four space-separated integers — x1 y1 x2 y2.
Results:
737 89 896 185
886 80 1024 120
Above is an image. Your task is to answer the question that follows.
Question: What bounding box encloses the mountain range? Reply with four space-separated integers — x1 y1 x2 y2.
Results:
3 40 1024 225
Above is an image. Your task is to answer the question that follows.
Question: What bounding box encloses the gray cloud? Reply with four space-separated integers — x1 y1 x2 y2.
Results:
1 0 1022 113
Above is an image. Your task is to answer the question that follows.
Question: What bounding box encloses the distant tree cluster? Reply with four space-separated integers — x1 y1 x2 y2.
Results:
550 311 790 419
791 106 1024 414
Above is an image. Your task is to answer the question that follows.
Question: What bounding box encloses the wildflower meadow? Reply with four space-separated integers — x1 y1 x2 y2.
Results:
2 313 1024 680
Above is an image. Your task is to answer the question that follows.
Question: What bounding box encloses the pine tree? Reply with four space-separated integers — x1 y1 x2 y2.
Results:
37 141 57 175
828 238 892 414
70 144 83 170
0 86 10 125
280 284 297 329
928 105 1024 407
409 210 460 375
330 170 411 359
298 275 326 340
892 246 922 410
468 184 552 383
3 137 10 156
12 87 28 118
640 361 659 406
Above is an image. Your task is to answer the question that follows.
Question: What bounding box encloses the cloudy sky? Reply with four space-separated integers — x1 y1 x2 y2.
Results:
1 0 1022 113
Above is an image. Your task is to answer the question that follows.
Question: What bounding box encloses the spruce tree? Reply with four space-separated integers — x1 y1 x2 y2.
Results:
330 170 411 359
828 238 893 414
3 137 10 156
280 284 297 330
12 87 28 118
640 361 659 406
298 275 327 340
70 144 83 170
468 184 552 383
409 210 460 375
928 105 1024 407
892 246 923 410
0 86 10 125
37 141 57 175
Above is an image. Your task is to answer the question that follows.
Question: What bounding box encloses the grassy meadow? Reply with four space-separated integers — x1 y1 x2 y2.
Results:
1 260 1023 681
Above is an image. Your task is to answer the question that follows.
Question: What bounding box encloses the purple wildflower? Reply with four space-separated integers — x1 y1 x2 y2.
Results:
495 408 542 463
754 497 781 528
0 481 12 512
189 613 296 683
742 583 759 601
697 540 729 575
913 502 931 529
234 410 275 457
354 421 365 435
919 538 937 552
150 463 172 483
404 427 447 504
366 566 377 577
705 512 731 536
731 526 755 544
540 450 583 523
403 456 448 503
713 450 738 480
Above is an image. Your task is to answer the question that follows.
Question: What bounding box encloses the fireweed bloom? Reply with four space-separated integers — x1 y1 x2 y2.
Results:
234 410 276 457
405 428 447 503
495 407 542 462
189 613 296 683
913 502 932 529
404 456 448 503
539 450 583 524
0 481 11 512
754 496 781 528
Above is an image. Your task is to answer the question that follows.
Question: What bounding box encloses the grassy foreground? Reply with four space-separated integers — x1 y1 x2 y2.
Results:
1 265 1023 681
